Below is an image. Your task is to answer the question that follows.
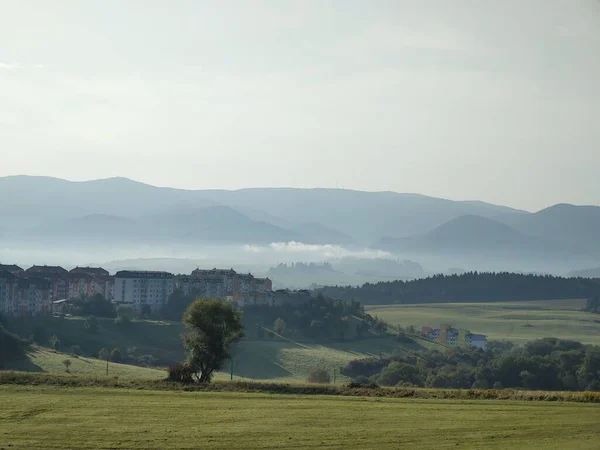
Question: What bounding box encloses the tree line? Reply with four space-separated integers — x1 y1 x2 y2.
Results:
318 272 600 305
342 338 600 391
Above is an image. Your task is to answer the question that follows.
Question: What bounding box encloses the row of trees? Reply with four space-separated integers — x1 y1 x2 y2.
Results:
342 338 600 391
319 272 600 305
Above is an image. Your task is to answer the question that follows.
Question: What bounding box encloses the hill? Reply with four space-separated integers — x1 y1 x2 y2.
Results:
375 215 551 257
6 346 165 380
505 204 600 255
0 175 527 244
366 299 600 345
318 272 600 305
2 316 435 381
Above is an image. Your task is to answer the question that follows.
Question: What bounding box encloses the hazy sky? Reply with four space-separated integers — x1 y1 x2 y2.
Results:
1 1 599 211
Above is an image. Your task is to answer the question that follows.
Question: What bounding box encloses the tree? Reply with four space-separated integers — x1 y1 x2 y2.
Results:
98 348 111 361
110 348 122 363
307 368 331 384
273 317 286 336
181 298 245 383
62 359 72 372
70 345 81 356
50 334 60 350
84 315 98 332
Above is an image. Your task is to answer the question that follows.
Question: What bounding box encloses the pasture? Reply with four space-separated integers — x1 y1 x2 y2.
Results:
5 315 438 381
367 299 600 345
1 385 599 449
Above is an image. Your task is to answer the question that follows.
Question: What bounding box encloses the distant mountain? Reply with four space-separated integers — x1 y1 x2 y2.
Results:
292 222 354 245
0 176 527 244
375 215 552 257
2 176 600 267
29 214 137 241
26 206 301 245
143 205 301 243
502 204 600 255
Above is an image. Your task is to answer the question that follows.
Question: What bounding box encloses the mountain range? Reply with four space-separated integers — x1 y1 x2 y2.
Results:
1 175 600 271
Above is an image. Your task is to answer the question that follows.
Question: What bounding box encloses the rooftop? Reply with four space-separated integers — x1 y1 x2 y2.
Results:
115 270 174 279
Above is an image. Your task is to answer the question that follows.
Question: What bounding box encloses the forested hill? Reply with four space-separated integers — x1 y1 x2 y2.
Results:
317 272 600 305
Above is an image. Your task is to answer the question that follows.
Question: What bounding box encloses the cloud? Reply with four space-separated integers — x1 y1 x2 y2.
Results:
242 241 392 260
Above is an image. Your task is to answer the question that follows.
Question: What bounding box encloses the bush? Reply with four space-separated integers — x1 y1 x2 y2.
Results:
166 363 194 383
307 368 331 384
62 359 72 372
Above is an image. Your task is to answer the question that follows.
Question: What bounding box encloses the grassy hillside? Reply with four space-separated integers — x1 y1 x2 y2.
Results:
6 346 165 380
367 299 600 345
2 386 599 449
4 316 436 381
231 336 435 381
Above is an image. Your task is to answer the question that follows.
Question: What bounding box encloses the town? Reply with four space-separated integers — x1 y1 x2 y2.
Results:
0 264 280 316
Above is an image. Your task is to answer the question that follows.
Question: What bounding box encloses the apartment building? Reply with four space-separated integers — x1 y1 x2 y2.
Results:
0 271 17 315
114 270 174 312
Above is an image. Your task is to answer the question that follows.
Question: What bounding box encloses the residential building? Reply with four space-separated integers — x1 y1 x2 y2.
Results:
421 325 487 350
69 266 110 277
15 277 52 316
113 271 174 312
25 265 68 276
0 264 24 275
0 271 17 315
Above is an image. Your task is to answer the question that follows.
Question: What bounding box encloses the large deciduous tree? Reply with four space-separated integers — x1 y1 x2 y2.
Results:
182 298 244 383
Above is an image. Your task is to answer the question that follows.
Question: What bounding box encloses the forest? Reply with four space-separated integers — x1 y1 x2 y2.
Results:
318 272 600 305
342 337 600 392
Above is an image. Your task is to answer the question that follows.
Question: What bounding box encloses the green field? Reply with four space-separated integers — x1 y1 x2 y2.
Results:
5 316 440 381
1 385 599 449
367 299 600 345
6 346 166 380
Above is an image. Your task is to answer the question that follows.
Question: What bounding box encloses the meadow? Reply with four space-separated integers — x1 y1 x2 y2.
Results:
367 299 600 345
1 385 599 449
5 316 437 381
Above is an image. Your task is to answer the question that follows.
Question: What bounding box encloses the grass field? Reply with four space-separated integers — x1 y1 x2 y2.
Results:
5 316 439 381
231 336 437 381
1 385 599 449
6 346 166 380
367 299 600 345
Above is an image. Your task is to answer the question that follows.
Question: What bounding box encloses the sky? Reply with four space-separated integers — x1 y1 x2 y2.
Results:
1 0 599 211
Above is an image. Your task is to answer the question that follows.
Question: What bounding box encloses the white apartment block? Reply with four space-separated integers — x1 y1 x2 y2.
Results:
113 270 174 312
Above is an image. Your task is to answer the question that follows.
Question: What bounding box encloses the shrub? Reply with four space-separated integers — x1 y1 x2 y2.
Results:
307 368 331 384
166 363 194 383
62 359 72 372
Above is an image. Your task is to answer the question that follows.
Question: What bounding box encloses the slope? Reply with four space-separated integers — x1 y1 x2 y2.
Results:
375 214 551 257
505 203 600 255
